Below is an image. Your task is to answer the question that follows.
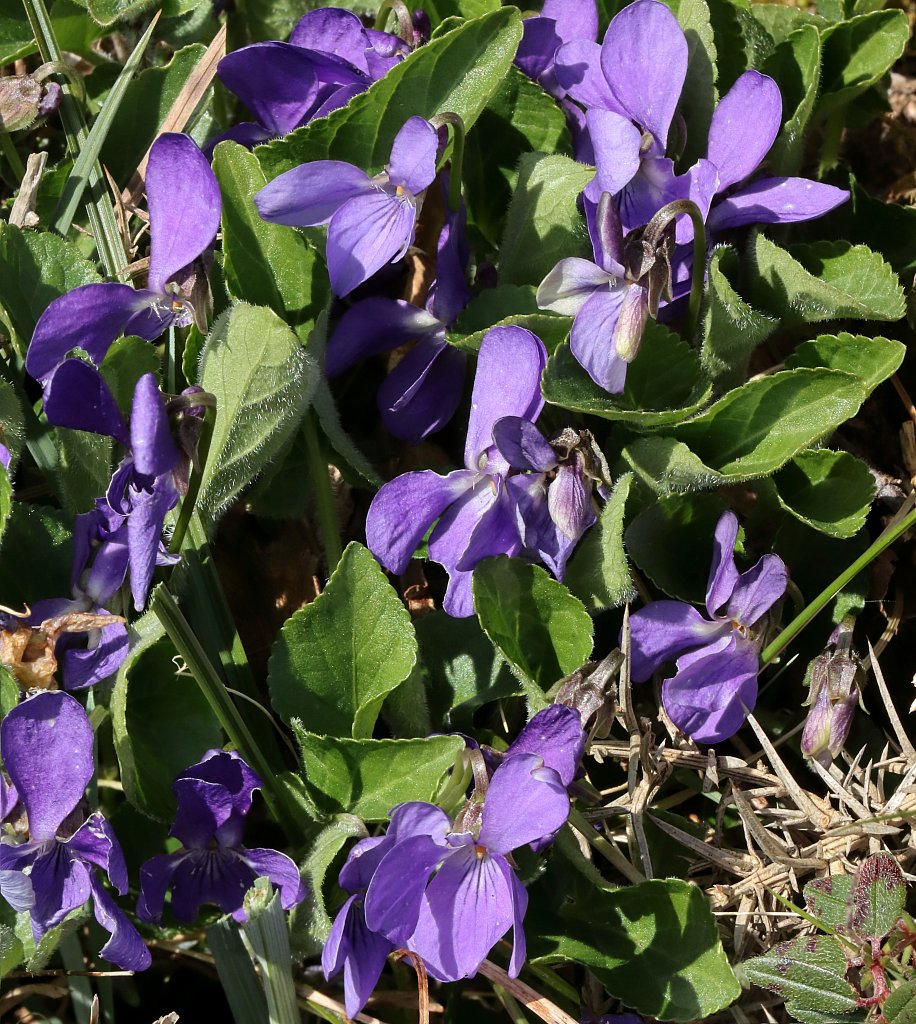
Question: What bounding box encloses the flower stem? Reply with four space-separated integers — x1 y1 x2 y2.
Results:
303 410 343 571
642 198 706 342
241 880 301 1024
373 0 413 41
761 495 916 666
430 111 466 213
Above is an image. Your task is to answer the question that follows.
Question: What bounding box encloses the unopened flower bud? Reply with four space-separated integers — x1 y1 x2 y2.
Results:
0 76 43 132
801 617 863 766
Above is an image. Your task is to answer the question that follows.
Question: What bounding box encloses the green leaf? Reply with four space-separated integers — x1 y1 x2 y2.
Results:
532 878 741 1021
464 65 571 246
626 492 729 604
749 236 906 326
415 611 519 729
0 504 72 606
0 223 99 354
749 4 824 46
0 377 25 470
53 426 111 514
473 556 593 704
196 303 317 526
700 245 777 388
738 935 860 1020
662 0 717 166
498 153 593 287
213 142 328 330
257 9 522 176
52 15 158 234
0 467 10 547
670 368 866 477
86 0 154 25
564 473 636 612
293 728 464 821
620 434 721 494
99 44 207 184
785 332 905 395
111 614 223 820
267 542 418 737
847 852 906 940
707 0 754 92
542 324 712 427
816 9 909 118
804 873 854 930
100 336 161 414
289 815 365 957
0 922 23 978
762 25 822 175
774 449 874 539
883 983 916 1024
0 0 35 63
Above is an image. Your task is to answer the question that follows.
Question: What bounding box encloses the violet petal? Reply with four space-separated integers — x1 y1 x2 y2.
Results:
707 70 782 192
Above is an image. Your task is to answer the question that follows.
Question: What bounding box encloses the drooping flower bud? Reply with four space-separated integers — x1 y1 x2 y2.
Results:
0 76 44 132
801 617 863 767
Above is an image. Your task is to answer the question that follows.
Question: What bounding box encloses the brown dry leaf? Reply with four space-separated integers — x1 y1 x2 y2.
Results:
0 611 124 689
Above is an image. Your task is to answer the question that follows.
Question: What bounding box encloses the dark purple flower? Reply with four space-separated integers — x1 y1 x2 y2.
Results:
700 70 849 234
323 803 448 1019
255 116 439 296
537 193 650 393
327 191 470 440
362 754 570 982
365 325 547 617
47 367 181 610
0 691 150 970
213 9 409 152
627 512 788 745
137 750 305 925
26 134 220 384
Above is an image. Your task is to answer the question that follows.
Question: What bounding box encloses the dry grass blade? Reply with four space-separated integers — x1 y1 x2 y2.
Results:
392 950 430 1024
10 150 47 227
868 641 916 764
477 961 578 1024
808 757 872 819
742 710 832 827
122 22 227 205
646 811 755 874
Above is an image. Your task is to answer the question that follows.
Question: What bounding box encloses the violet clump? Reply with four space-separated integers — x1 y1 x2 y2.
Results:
627 511 788 745
27 133 220 386
256 115 439 297
137 749 305 925
0 690 150 970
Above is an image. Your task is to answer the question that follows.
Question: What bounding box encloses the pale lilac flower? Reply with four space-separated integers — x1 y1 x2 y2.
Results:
256 116 439 296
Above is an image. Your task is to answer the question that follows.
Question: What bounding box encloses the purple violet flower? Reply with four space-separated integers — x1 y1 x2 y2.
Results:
361 754 571 983
537 193 651 393
137 750 305 925
0 691 150 970
45 366 182 611
212 9 409 152
327 190 471 440
627 512 788 745
700 70 849 234
26 134 220 385
255 116 439 297
365 325 547 617
515 0 598 98
323 803 448 1019
555 0 713 235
